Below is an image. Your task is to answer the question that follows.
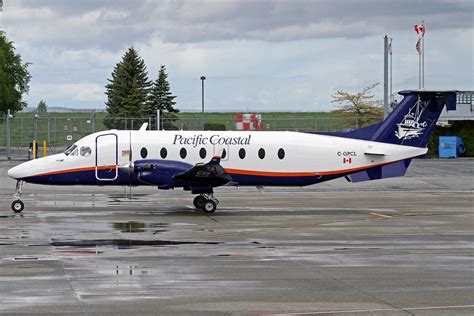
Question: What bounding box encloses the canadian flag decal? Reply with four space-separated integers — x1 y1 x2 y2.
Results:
343 157 352 164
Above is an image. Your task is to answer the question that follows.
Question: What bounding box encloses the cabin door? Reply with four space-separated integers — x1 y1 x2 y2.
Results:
95 133 118 181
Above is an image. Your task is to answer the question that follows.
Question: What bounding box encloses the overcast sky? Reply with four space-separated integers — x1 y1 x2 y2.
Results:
1 0 472 112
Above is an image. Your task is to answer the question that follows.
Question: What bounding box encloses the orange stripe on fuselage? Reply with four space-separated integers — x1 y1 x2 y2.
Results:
224 159 403 177
224 169 319 177
32 165 112 177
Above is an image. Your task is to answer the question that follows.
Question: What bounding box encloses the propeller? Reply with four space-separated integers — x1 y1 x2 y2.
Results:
118 122 152 201
118 129 134 201
128 129 133 201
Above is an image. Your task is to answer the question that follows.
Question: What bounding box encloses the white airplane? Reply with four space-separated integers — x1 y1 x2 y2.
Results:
8 90 456 214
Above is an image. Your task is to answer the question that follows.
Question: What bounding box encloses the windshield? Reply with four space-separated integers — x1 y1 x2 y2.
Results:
64 144 77 156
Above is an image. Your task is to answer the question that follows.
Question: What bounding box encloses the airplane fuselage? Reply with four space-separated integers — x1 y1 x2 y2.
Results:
8 130 426 187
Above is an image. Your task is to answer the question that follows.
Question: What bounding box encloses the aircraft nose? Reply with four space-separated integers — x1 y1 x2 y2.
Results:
8 165 22 180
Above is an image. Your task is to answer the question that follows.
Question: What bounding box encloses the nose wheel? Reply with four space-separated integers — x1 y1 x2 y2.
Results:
11 180 25 213
11 200 24 213
193 194 219 213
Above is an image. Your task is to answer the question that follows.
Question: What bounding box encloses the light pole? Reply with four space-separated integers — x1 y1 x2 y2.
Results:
201 76 206 130
383 35 389 119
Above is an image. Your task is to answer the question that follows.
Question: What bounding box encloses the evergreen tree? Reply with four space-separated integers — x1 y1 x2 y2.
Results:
104 47 150 129
145 65 179 130
0 33 31 116
37 99 47 113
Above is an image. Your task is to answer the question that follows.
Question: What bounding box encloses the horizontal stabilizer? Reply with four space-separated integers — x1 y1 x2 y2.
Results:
347 159 412 183
364 151 386 156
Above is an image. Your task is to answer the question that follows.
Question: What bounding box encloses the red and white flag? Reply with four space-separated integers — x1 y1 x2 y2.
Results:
414 24 425 36
416 38 422 54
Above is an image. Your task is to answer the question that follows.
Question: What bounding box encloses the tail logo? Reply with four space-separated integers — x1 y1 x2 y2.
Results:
395 99 429 140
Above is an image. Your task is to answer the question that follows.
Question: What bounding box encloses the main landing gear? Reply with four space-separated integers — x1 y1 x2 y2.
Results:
193 194 219 213
11 180 25 213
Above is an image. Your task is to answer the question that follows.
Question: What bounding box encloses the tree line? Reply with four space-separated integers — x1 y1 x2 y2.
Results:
104 47 179 130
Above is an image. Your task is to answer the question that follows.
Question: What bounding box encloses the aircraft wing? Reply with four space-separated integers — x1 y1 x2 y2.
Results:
124 156 231 193
173 156 232 186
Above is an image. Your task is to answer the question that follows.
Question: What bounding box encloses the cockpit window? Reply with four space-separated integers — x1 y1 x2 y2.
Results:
64 144 77 156
70 147 78 156
80 146 92 157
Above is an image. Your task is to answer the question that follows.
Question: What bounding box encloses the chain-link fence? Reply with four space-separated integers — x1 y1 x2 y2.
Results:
0 111 383 160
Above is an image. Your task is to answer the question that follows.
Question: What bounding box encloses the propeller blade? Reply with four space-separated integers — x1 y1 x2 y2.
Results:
129 130 132 162
128 129 132 201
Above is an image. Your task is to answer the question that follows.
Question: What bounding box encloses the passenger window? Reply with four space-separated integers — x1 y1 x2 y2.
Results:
258 148 265 159
140 147 148 159
180 148 187 159
199 148 207 159
160 147 167 159
278 148 285 160
221 148 227 159
80 146 91 157
239 148 246 159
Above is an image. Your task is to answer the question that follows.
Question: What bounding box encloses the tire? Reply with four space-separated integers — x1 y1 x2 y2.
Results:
202 200 217 213
193 195 207 210
11 200 24 213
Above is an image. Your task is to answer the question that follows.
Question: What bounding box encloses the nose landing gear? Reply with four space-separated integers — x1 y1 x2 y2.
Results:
11 180 25 213
193 194 219 213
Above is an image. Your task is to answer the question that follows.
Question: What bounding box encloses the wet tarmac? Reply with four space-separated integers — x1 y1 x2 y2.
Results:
0 159 473 315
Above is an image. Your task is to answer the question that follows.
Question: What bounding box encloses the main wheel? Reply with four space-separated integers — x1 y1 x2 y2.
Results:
193 195 207 210
202 200 217 213
11 200 24 213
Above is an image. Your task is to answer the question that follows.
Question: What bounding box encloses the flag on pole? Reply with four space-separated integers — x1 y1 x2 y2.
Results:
416 38 422 54
414 24 425 36
387 39 392 55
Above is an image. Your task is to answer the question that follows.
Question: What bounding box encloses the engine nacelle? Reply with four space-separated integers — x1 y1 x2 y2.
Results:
133 160 193 187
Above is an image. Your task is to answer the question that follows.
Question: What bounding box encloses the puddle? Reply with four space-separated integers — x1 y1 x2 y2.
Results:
113 222 146 233
51 239 220 249
0 214 27 219
112 222 169 233
217 252 257 257
14 256 38 261
55 247 104 256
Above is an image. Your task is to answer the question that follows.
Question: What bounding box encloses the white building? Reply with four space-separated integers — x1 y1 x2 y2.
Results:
439 91 473 121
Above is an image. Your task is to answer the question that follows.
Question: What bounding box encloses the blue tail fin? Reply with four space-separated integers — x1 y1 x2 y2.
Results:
330 90 457 148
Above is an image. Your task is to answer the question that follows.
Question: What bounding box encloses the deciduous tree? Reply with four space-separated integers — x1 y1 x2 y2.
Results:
0 33 31 116
331 83 383 129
